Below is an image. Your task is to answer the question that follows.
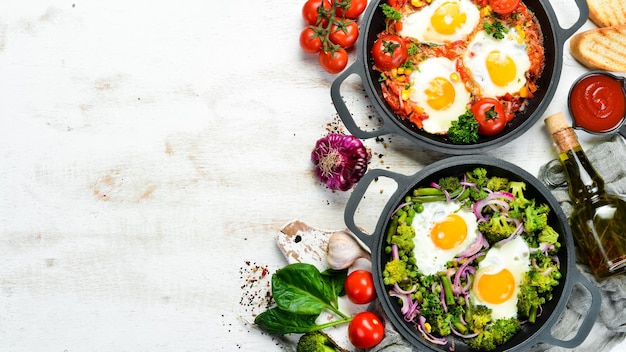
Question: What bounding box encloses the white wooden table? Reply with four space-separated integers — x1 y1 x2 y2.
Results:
0 0 623 351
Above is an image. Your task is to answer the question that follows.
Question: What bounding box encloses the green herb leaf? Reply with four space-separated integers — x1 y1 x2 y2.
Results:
254 308 318 335
380 3 402 21
447 110 479 144
483 20 509 40
271 263 348 318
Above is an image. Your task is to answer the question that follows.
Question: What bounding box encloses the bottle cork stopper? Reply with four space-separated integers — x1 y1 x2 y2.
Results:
544 112 571 134
544 112 579 153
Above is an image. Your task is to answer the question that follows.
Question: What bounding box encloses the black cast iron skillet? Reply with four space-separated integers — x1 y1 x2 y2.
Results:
344 156 601 351
331 0 589 154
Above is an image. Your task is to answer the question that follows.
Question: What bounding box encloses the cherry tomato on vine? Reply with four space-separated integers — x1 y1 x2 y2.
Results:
334 0 367 19
470 98 507 136
371 34 408 71
344 270 376 304
348 311 385 349
302 0 331 26
318 49 348 74
488 0 520 15
329 19 359 49
300 27 323 53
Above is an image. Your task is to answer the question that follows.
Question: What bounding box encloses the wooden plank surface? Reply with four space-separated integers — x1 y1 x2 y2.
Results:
0 0 623 351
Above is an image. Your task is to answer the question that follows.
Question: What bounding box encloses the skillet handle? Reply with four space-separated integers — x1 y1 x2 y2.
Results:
537 269 601 348
344 168 413 250
546 0 589 42
330 58 400 139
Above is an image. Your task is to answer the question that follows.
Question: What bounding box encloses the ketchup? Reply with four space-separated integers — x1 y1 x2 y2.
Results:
569 73 626 133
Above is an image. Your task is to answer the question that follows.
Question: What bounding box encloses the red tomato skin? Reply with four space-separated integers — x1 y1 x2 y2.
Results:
302 0 331 26
300 27 323 53
335 0 367 19
318 49 349 74
371 34 408 71
329 19 359 49
488 0 521 14
471 98 507 136
348 311 385 349
344 270 376 304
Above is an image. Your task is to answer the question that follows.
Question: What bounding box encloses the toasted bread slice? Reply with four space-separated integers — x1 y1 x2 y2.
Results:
570 25 626 72
587 0 626 27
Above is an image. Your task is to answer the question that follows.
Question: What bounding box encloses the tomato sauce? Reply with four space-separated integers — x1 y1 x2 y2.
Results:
569 73 626 133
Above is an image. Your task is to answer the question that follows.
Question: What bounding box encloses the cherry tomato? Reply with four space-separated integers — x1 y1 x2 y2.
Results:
348 311 385 349
471 98 507 136
488 0 520 15
300 27 323 53
344 270 376 304
335 0 367 19
329 19 359 49
318 49 348 74
302 0 331 26
371 34 408 71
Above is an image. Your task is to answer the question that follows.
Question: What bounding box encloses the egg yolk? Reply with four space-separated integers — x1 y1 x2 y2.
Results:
430 213 467 249
486 50 517 87
431 2 467 35
476 269 515 304
425 77 456 110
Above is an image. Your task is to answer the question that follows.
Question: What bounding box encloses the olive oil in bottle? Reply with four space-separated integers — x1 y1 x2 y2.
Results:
545 112 626 280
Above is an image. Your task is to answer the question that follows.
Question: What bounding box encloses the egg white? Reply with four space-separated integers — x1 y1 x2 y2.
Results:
409 57 471 134
412 201 479 276
399 0 480 45
464 28 531 97
470 235 531 320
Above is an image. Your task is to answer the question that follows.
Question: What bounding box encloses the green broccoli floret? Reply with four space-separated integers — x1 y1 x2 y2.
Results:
465 168 490 200
507 181 532 217
391 224 416 255
438 176 461 191
297 332 337 352
467 318 521 351
486 176 509 192
538 224 560 245
517 279 545 323
523 201 550 234
466 305 493 332
526 261 561 293
507 181 526 199
430 313 452 337
478 212 518 243
383 258 411 285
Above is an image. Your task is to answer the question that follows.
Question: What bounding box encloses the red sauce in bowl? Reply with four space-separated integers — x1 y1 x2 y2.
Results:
569 72 626 133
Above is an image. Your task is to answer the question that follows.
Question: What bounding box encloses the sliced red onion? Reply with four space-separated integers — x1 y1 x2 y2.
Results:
450 322 479 339
394 283 416 295
389 291 412 315
455 232 485 258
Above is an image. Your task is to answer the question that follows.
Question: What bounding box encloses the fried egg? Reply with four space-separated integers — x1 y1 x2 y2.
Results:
464 28 531 97
470 235 531 320
399 0 480 45
409 57 471 134
412 201 479 275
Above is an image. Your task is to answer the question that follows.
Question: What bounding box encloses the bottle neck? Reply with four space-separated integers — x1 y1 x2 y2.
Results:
553 128 606 204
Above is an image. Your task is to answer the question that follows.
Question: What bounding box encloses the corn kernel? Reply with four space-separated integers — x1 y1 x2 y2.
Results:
519 86 528 98
450 72 460 82
411 0 424 7
480 5 492 16
425 322 432 333
404 68 413 76
401 89 410 101
391 68 398 77
397 67 405 75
